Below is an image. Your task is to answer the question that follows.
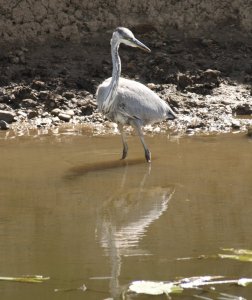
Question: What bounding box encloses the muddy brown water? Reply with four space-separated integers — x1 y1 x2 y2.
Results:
0 130 252 299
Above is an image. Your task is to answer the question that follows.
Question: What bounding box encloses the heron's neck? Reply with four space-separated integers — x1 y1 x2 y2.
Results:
102 39 121 114
111 40 121 85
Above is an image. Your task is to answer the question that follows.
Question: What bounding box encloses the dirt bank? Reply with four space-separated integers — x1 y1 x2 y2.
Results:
0 30 251 136
1 0 252 45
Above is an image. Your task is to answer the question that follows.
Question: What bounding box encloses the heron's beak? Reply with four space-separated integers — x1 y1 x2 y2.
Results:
132 38 151 53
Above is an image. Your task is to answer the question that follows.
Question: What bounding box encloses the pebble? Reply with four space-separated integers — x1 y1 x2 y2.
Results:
186 128 195 135
36 117 52 127
21 98 38 108
232 119 241 129
201 38 214 46
62 91 75 99
177 73 192 89
58 113 71 122
0 110 16 123
153 127 161 133
32 80 46 89
203 69 221 78
51 108 61 116
39 91 50 100
65 109 75 116
106 122 117 129
0 120 9 130
28 110 38 119
52 116 60 123
10 56 19 64
147 83 156 90
247 127 252 137
17 111 27 118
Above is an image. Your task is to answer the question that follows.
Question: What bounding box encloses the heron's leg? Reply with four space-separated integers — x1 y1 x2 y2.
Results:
118 124 128 160
130 120 151 163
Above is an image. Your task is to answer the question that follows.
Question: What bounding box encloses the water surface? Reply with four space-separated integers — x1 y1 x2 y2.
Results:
0 130 252 299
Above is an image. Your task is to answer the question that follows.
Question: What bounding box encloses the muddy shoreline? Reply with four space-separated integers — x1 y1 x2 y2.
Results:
0 32 251 136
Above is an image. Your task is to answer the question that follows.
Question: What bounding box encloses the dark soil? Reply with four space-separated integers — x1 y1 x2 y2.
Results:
0 32 251 136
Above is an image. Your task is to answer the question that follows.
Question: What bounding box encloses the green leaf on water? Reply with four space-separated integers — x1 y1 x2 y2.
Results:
193 295 214 300
176 254 215 261
178 275 224 288
176 248 252 263
221 248 252 255
237 278 252 287
128 280 183 296
219 248 252 262
54 284 87 292
217 292 246 300
0 275 50 283
218 254 252 262
127 276 252 297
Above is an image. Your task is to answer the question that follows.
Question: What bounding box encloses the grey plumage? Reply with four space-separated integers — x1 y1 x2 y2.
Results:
96 27 176 162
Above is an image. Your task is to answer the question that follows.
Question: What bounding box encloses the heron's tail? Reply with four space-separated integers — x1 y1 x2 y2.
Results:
167 107 177 120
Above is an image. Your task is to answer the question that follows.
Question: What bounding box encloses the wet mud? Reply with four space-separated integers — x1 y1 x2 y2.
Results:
0 31 251 136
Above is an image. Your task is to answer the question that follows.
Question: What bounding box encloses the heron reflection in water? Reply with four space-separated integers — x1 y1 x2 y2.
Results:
96 27 176 162
96 165 175 299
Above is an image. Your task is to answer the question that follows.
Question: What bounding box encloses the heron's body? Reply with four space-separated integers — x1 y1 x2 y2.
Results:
97 77 171 126
96 27 176 162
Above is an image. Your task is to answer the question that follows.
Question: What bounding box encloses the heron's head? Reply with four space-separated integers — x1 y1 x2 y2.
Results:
112 27 151 53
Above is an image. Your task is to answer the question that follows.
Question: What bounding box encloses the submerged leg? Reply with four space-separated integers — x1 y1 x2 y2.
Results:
130 120 151 163
118 124 128 160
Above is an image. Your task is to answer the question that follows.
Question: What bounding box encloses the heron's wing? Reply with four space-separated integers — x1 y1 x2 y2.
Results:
96 78 111 111
115 78 170 124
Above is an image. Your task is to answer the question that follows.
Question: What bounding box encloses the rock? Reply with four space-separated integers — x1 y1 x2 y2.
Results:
10 56 20 64
19 54 26 64
62 91 75 99
247 127 252 138
177 73 192 89
32 80 46 89
21 98 38 108
28 110 38 119
65 109 75 116
71 97 78 104
52 116 60 124
12 86 31 99
235 104 252 115
203 69 221 84
51 108 61 116
58 113 71 122
153 127 161 133
201 38 214 47
17 111 27 118
147 83 156 90
187 116 204 129
39 91 50 100
36 117 52 127
204 69 220 76
42 112 49 117
79 98 96 114
0 120 9 130
0 110 16 123
186 128 195 135
232 119 241 129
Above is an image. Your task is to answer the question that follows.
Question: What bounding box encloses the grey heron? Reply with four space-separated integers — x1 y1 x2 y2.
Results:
96 27 176 162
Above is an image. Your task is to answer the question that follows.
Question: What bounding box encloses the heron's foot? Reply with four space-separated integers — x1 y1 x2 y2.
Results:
121 148 128 160
145 149 151 163
121 152 127 160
